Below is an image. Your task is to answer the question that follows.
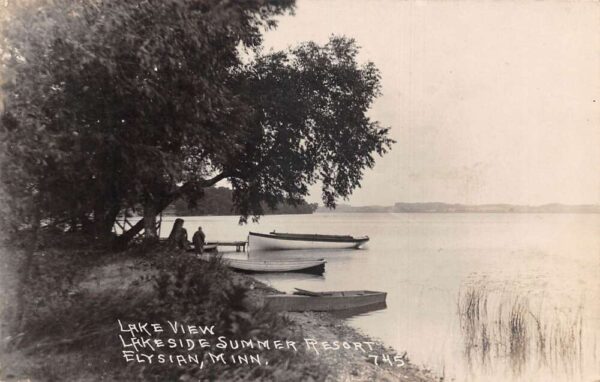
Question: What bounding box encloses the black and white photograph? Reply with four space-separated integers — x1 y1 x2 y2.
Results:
0 1 598 381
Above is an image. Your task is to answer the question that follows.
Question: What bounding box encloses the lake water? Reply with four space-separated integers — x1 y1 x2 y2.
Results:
157 213 600 382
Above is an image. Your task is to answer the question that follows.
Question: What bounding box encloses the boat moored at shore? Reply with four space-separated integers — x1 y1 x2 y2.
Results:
198 255 326 274
265 289 386 312
248 231 369 251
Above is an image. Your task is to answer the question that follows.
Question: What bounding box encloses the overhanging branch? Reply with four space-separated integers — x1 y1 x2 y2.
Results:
118 171 230 244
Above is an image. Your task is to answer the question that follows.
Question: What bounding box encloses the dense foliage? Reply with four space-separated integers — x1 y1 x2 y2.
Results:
169 187 317 216
0 0 392 241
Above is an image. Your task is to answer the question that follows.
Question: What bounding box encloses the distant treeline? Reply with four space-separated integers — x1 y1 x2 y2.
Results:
317 203 600 214
166 187 318 216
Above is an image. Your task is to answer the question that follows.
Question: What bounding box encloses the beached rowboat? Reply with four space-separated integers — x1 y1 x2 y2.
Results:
248 231 369 251
197 255 326 274
265 289 386 312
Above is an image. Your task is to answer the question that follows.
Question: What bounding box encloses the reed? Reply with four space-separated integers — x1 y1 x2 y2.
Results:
457 285 583 377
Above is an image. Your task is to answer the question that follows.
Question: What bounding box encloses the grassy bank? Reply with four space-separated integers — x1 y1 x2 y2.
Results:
0 236 435 381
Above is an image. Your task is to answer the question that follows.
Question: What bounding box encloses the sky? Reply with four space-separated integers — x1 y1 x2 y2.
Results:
261 0 600 206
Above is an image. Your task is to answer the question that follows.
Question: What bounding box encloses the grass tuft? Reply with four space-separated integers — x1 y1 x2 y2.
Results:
457 285 583 378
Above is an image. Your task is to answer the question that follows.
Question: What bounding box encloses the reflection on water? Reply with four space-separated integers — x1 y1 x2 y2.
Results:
329 301 388 319
155 213 600 382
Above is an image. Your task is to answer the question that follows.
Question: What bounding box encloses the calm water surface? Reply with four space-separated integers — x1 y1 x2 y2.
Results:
159 213 600 382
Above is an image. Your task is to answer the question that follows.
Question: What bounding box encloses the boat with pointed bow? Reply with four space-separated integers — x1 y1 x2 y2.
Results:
248 231 369 251
265 289 387 312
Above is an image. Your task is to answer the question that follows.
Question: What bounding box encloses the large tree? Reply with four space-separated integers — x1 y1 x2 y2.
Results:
0 0 393 242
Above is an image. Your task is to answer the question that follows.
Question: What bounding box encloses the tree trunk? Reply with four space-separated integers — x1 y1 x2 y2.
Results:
119 197 171 245
118 172 229 245
87 202 121 241
15 211 40 333
143 202 158 241
80 213 94 235
92 206 102 237
100 203 121 239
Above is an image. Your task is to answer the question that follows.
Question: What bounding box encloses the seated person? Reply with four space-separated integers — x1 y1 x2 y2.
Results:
192 226 206 253
167 218 189 250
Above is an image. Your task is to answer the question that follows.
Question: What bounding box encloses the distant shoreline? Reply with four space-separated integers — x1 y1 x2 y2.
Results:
317 211 600 214
316 203 600 214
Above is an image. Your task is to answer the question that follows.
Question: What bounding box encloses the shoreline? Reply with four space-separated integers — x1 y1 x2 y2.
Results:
0 245 437 381
229 267 437 381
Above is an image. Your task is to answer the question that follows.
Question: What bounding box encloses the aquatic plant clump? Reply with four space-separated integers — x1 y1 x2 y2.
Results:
457 285 584 379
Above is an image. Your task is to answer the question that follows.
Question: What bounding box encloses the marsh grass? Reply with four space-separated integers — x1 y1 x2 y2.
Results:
458 285 583 378
457 285 490 367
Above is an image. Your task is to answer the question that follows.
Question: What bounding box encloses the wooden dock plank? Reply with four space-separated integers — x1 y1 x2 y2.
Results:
206 241 247 252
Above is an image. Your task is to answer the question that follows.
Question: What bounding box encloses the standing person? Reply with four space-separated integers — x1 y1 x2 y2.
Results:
192 226 206 254
167 218 189 250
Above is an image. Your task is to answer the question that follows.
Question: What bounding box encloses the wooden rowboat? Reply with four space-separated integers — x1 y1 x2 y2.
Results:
197 255 326 274
248 231 369 251
265 288 386 312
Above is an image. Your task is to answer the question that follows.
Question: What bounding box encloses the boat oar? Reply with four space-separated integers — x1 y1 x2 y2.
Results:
293 288 323 297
